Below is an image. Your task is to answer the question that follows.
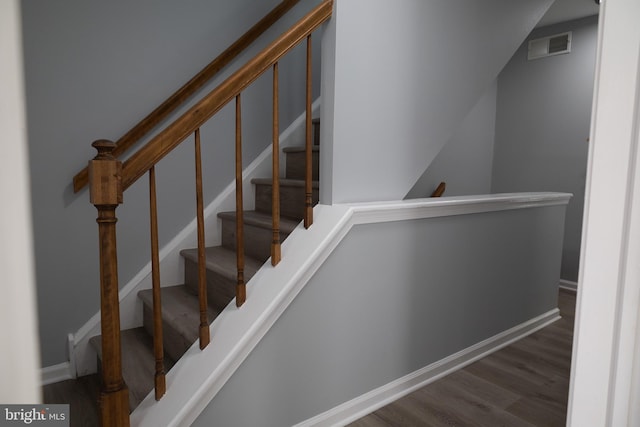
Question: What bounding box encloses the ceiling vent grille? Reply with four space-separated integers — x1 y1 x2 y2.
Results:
527 32 572 60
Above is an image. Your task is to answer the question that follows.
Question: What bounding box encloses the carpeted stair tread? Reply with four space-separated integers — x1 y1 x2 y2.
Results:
251 177 319 188
282 145 320 153
217 210 300 234
138 285 220 350
179 246 262 282
89 327 176 411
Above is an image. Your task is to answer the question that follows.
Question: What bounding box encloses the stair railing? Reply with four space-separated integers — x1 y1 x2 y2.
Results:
73 0 302 193
84 1 332 425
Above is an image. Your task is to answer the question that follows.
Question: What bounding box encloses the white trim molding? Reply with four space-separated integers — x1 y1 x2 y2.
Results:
40 334 76 385
41 363 73 386
347 192 571 224
559 279 578 292
567 0 640 425
293 309 560 427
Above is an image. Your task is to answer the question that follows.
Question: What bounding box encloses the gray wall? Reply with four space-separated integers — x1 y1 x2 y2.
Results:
21 0 322 367
406 82 497 198
320 0 554 204
192 203 566 427
491 16 598 282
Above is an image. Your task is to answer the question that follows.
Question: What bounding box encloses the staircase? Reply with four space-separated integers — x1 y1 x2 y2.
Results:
63 2 332 424
88 119 320 414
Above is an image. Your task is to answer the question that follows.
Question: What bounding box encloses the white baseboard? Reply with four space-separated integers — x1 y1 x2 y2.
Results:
41 362 74 386
559 279 578 292
41 333 76 386
294 308 560 427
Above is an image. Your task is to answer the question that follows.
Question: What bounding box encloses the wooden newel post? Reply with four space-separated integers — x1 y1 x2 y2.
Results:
88 140 130 427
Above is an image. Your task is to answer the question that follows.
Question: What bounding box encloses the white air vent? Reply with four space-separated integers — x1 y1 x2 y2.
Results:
527 32 572 60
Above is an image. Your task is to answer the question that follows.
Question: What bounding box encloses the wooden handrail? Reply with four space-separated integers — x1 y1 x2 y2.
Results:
72 0 302 193
431 182 446 197
121 0 333 192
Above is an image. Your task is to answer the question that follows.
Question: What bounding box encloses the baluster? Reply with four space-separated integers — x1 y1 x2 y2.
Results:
88 140 130 427
194 129 210 349
304 34 313 229
148 166 166 400
235 95 246 307
272 63 281 266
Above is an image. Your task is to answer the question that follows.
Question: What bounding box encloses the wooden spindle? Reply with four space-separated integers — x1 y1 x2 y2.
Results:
148 166 166 400
271 63 281 266
235 95 246 307
304 34 313 229
88 140 130 427
194 129 210 349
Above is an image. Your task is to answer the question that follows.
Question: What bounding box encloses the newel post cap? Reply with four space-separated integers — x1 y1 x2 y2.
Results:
89 140 123 206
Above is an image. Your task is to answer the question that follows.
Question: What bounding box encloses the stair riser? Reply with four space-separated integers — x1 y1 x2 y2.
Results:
221 219 292 262
142 305 194 362
285 150 319 180
254 184 319 219
183 258 236 313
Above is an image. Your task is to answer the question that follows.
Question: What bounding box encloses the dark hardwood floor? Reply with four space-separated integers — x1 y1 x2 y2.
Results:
42 373 100 427
348 289 576 427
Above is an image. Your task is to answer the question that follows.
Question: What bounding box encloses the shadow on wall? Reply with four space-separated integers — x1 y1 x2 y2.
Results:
405 82 498 199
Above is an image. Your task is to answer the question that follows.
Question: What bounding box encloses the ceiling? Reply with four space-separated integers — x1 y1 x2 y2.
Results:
537 0 600 27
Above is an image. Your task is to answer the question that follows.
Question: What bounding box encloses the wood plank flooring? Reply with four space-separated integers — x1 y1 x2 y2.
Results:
42 374 100 427
348 289 576 427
